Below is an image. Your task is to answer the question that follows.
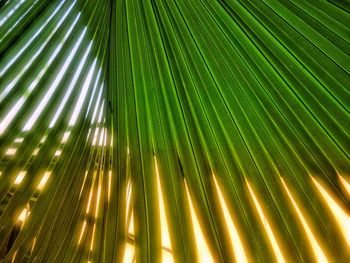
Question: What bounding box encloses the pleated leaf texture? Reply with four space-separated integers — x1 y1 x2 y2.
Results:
0 0 349 262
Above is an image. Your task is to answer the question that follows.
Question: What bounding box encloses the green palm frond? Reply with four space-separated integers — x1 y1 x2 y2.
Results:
0 0 349 262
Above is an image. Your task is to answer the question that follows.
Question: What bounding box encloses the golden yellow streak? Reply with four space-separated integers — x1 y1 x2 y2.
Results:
246 181 285 263
61 131 70 143
213 175 247 263
95 185 102 219
86 172 97 214
123 178 135 263
14 171 26 185
5 148 16 155
339 175 350 198
128 211 135 236
90 178 103 252
32 148 39 156
78 220 87 245
11 251 17 263
78 171 89 198
31 237 36 253
122 243 135 263
162 249 173 263
184 180 214 263
37 171 51 191
90 223 96 251
86 188 94 214
14 137 24 143
18 207 30 223
126 179 132 225
280 178 328 263
312 177 350 247
154 157 174 262
98 127 105 146
92 128 99 146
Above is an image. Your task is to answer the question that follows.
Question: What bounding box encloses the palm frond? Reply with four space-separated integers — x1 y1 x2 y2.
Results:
0 0 349 262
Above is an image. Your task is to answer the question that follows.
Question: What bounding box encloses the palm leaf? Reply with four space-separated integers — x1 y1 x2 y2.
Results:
0 0 349 262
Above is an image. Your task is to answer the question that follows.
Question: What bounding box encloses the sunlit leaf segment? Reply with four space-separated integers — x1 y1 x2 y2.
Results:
0 0 349 262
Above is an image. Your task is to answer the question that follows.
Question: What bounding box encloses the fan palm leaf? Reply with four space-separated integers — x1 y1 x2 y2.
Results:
0 0 349 262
